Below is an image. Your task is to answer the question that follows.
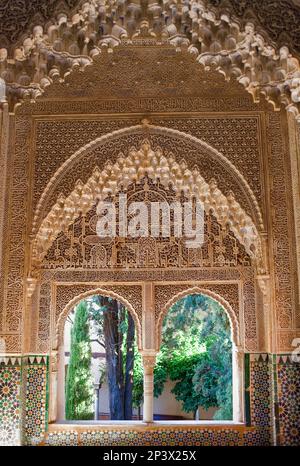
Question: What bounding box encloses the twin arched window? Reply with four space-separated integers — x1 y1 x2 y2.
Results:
58 293 238 424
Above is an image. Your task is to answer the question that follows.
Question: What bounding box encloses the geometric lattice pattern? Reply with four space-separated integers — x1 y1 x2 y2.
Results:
22 356 49 446
277 357 300 446
0 360 21 446
248 354 272 445
243 428 272 446
44 427 250 446
1 353 299 446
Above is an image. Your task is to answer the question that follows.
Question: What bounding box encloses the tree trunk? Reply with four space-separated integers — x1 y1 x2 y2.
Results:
99 297 124 420
94 296 135 420
124 312 135 419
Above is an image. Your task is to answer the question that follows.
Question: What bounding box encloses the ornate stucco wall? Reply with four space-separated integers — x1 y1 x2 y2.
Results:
0 0 300 446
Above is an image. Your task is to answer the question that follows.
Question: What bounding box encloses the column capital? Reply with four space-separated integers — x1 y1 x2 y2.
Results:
141 350 157 368
142 350 157 423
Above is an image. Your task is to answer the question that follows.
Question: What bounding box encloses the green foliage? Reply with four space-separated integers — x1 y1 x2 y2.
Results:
65 293 232 421
192 304 233 419
89 296 138 419
156 294 233 420
168 353 208 414
153 348 169 398
65 301 94 420
132 347 143 409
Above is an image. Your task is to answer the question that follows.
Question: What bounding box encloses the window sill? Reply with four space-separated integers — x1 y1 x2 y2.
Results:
49 420 247 431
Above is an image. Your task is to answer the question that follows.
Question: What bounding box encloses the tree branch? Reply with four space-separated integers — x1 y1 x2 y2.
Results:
90 338 105 349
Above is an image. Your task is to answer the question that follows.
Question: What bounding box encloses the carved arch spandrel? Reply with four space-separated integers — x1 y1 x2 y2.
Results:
155 285 241 350
32 125 264 233
55 287 142 350
31 127 264 269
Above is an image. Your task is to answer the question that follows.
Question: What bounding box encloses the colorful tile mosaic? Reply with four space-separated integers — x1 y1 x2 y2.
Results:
0 358 21 446
250 355 272 430
46 430 78 446
22 356 49 446
243 428 272 446
44 427 247 446
277 356 300 446
1 352 299 446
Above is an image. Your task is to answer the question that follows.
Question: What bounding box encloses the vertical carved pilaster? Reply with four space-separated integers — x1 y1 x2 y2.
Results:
256 275 274 353
142 282 155 350
232 345 244 423
23 276 40 353
0 103 9 334
287 112 300 326
49 349 60 423
141 282 157 422
142 353 157 423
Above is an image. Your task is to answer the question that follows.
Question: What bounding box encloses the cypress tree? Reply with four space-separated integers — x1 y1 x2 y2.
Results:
65 300 94 420
91 296 135 420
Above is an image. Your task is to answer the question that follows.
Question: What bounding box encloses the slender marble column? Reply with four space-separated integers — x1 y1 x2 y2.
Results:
142 354 156 423
232 345 244 423
56 344 66 421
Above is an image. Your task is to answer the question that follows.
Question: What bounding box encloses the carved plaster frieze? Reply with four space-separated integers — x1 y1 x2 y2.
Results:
32 123 265 235
0 1 299 119
32 138 262 266
2 0 300 60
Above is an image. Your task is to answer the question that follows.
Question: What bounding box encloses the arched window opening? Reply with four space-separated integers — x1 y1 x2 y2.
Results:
153 294 234 421
59 295 141 421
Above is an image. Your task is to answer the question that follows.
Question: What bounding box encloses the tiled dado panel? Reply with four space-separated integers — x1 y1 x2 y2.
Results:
276 355 300 446
0 355 49 446
243 354 273 446
0 357 22 446
43 425 259 447
1 353 299 446
21 356 49 446
246 353 300 446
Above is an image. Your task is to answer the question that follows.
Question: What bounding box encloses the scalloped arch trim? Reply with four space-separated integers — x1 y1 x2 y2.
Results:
1 0 300 119
156 286 240 348
56 287 142 349
32 137 262 265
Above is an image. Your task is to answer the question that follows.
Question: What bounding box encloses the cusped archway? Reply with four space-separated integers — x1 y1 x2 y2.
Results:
156 286 244 423
156 286 240 349
56 287 142 350
53 287 142 422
